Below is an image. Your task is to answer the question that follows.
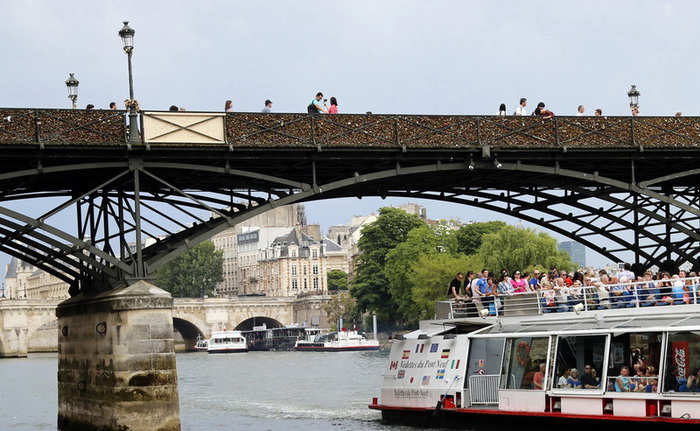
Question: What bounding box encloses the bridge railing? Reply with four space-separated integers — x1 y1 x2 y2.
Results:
225 113 700 149
0 108 126 144
2 108 700 149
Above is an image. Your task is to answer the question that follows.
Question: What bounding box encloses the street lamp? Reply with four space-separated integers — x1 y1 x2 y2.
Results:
65 73 79 109
119 21 140 144
627 85 640 109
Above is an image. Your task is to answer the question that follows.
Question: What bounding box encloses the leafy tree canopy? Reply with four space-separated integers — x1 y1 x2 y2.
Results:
411 253 484 320
327 269 349 291
385 225 443 325
479 225 574 273
351 207 425 323
156 241 224 298
454 221 507 255
322 291 357 326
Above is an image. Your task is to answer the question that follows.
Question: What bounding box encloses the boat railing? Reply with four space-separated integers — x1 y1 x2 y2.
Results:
438 276 700 318
468 374 500 405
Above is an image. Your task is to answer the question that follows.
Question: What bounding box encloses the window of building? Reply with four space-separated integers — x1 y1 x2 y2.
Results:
501 337 550 390
312 249 318 258
303 265 307 275
312 264 319 275
291 249 297 258
303 279 308 290
291 264 297 276
313 278 319 290
292 279 298 290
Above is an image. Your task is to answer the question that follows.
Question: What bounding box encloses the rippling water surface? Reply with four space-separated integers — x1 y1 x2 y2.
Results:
2 350 436 431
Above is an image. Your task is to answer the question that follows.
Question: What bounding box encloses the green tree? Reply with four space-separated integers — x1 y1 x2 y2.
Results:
411 253 485 320
454 221 507 255
156 241 224 297
327 269 349 291
478 225 574 273
322 291 357 325
350 207 425 324
385 225 441 325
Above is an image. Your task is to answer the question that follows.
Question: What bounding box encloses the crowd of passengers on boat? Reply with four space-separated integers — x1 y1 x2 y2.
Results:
448 263 700 315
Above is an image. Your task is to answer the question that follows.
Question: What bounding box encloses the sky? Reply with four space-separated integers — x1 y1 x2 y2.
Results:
2 1 699 276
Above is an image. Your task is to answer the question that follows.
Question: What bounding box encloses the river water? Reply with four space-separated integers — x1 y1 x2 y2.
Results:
1 350 436 431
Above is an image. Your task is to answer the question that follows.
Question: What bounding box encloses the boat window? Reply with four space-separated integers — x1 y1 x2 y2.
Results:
500 337 549 390
663 331 700 394
553 335 607 390
606 332 662 393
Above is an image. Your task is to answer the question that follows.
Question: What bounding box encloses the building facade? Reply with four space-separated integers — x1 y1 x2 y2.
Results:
559 240 587 267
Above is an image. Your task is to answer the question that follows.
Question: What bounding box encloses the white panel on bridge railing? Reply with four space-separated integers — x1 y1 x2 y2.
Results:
142 112 226 144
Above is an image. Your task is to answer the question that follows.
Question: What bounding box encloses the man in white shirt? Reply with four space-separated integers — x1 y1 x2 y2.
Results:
617 262 636 283
576 105 585 116
514 98 527 116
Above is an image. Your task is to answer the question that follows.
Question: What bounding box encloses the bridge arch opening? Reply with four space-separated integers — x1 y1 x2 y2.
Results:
173 317 205 351
235 317 284 331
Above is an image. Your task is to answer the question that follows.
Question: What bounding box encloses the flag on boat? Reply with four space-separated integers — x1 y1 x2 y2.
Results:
402 350 410 359
441 349 450 358
422 375 431 385
436 369 445 379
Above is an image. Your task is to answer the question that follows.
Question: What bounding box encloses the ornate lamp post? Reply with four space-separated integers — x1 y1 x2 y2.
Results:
627 85 640 109
65 73 79 109
119 21 141 144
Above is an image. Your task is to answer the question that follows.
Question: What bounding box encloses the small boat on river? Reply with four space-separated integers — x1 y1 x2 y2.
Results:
295 328 380 352
194 335 208 351
207 330 248 354
241 325 328 351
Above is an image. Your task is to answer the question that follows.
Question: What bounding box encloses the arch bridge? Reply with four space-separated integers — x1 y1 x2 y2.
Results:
1 108 699 291
0 295 326 356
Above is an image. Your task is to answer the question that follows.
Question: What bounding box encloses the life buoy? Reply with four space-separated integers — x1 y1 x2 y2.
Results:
516 341 530 367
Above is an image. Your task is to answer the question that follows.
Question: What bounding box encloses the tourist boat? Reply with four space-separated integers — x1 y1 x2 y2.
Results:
207 330 248 353
194 335 209 351
295 328 380 352
241 325 328 351
370 278 700 428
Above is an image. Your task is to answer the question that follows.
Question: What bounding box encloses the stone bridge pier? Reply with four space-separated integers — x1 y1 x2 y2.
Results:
57 281 180 431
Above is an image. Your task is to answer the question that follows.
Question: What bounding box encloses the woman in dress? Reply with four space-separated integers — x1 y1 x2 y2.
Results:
328 97 338 114
225 100 234 112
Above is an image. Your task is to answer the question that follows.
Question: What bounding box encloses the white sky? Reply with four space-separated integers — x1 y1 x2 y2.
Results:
2 1 698 277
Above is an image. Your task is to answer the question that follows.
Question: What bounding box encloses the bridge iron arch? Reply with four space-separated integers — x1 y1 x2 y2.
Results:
1 109 699 293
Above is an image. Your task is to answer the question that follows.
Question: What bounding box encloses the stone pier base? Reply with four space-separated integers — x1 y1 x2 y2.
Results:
57 281 180 431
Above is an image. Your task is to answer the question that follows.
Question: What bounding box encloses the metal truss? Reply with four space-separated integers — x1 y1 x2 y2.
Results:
2 108 700 294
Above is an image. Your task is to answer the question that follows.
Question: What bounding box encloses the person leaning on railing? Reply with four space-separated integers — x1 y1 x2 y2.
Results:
615 366 632 392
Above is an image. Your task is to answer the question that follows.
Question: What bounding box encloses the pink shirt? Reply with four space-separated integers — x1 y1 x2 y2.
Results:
328 105 338 114
510 278 528 293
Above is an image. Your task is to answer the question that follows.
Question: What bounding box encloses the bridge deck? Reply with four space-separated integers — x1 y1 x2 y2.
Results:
2 108 700 149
